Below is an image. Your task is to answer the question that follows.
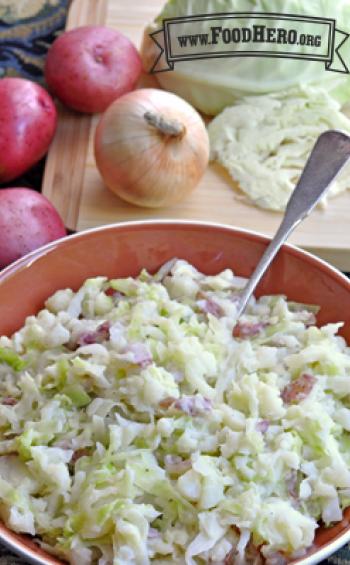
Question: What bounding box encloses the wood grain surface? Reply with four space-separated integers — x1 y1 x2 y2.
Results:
42 0 350 270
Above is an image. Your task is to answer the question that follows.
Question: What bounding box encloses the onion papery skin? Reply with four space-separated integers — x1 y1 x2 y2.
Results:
94 88 209 208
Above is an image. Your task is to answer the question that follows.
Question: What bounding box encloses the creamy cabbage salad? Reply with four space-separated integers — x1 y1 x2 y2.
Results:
0 259 350 564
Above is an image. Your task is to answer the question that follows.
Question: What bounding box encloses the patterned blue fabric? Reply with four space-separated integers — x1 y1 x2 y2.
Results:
0 0 69 81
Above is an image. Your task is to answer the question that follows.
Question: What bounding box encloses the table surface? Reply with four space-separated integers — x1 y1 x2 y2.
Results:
0 0 349 564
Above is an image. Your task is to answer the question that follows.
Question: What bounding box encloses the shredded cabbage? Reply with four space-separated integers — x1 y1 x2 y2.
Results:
208 86 350 210
0 260 349 563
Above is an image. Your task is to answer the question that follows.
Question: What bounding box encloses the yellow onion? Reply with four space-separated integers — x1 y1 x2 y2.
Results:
94 88 209 207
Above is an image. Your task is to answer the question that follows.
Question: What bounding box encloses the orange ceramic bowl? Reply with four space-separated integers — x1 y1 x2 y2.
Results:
0 220 350 565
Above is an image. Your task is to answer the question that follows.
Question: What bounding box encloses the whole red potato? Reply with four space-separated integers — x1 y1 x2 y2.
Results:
0 188 66 269
45 26 142 113
0 78 57 183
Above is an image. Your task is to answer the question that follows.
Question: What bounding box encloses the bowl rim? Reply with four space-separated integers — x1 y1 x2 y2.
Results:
0 218 350 565
1 218 350 288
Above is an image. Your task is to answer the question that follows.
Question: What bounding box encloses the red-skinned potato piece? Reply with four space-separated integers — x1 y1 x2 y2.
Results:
0 78 57 183
44 25 142 113
0 188 66 269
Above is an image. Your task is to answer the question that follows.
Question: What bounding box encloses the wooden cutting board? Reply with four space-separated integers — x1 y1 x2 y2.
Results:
42 0 350 270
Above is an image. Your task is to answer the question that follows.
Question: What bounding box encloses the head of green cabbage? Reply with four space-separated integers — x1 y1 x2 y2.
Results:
141 0 350 115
